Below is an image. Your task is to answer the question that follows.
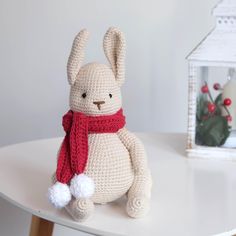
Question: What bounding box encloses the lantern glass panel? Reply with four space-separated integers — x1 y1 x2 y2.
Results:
195 66 236 148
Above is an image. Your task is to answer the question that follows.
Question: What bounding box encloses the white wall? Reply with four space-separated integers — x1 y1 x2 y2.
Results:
0 0 218 235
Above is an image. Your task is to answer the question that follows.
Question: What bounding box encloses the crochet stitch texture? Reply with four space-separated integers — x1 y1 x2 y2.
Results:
56 109 126 183
48 27 152 221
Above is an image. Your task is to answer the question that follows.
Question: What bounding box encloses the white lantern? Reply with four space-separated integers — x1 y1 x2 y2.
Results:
186 0 236 159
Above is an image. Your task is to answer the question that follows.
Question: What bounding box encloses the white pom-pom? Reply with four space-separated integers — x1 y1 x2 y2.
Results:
70 174 95 198
48 182 71 208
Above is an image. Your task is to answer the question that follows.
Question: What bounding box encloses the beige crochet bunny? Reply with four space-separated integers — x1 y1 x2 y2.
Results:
48 27 152 221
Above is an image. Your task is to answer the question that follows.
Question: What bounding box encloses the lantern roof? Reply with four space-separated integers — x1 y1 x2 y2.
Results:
187 0 236 63
213 0 236 17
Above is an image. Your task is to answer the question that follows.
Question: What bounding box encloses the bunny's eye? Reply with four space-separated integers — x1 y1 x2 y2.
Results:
109 94 112 98
82 93 87 98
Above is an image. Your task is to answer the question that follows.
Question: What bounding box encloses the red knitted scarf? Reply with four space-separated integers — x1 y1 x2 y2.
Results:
56 109 126 184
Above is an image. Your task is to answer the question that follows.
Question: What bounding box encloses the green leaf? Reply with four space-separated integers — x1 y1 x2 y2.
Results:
196 94 209 121
196 115 230 147
215 93 222 106
214 93 223 115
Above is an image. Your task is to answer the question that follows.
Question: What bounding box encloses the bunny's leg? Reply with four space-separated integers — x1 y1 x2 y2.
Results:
118 128 152 218
65 198 94 222
126 171 152 218
51 172 94 221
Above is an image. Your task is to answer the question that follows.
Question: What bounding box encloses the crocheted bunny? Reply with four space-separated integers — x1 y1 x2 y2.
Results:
48 27 152 221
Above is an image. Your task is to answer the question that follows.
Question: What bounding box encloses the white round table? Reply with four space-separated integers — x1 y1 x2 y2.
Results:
1 134 236 236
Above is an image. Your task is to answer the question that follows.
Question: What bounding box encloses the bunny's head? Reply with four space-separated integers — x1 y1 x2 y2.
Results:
67 27 126 115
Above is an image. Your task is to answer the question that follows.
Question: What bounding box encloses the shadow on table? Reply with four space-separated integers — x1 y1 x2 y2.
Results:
139 133 187 157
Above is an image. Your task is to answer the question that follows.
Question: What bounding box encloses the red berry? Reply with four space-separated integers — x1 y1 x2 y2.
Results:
207 103 216 113
226 115 232 122
224 98 232 106
213 83 221 90
201 85 209 93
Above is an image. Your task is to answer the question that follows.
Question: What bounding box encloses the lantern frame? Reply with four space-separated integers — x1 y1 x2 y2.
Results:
186 0 236 159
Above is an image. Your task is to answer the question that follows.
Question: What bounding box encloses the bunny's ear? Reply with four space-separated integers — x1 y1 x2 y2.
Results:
67 29 89 85
103 27 126 87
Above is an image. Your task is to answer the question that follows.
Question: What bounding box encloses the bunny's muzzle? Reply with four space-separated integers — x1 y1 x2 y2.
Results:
93 101 105 110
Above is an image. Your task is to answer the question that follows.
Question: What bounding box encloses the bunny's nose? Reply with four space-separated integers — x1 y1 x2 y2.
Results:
93 101 105 110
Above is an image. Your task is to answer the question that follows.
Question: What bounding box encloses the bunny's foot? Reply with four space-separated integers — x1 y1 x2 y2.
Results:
126 195 150 218
66 198 94 222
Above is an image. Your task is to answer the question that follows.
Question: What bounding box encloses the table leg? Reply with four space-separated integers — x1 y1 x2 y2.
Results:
29 215 54 236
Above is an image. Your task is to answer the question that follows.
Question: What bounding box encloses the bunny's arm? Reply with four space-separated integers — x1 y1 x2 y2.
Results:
117 128 152 199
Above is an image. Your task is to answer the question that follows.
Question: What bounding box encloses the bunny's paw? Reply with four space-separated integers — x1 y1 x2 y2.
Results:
48 182 71 208
126 195 150 218
66 198 94 222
